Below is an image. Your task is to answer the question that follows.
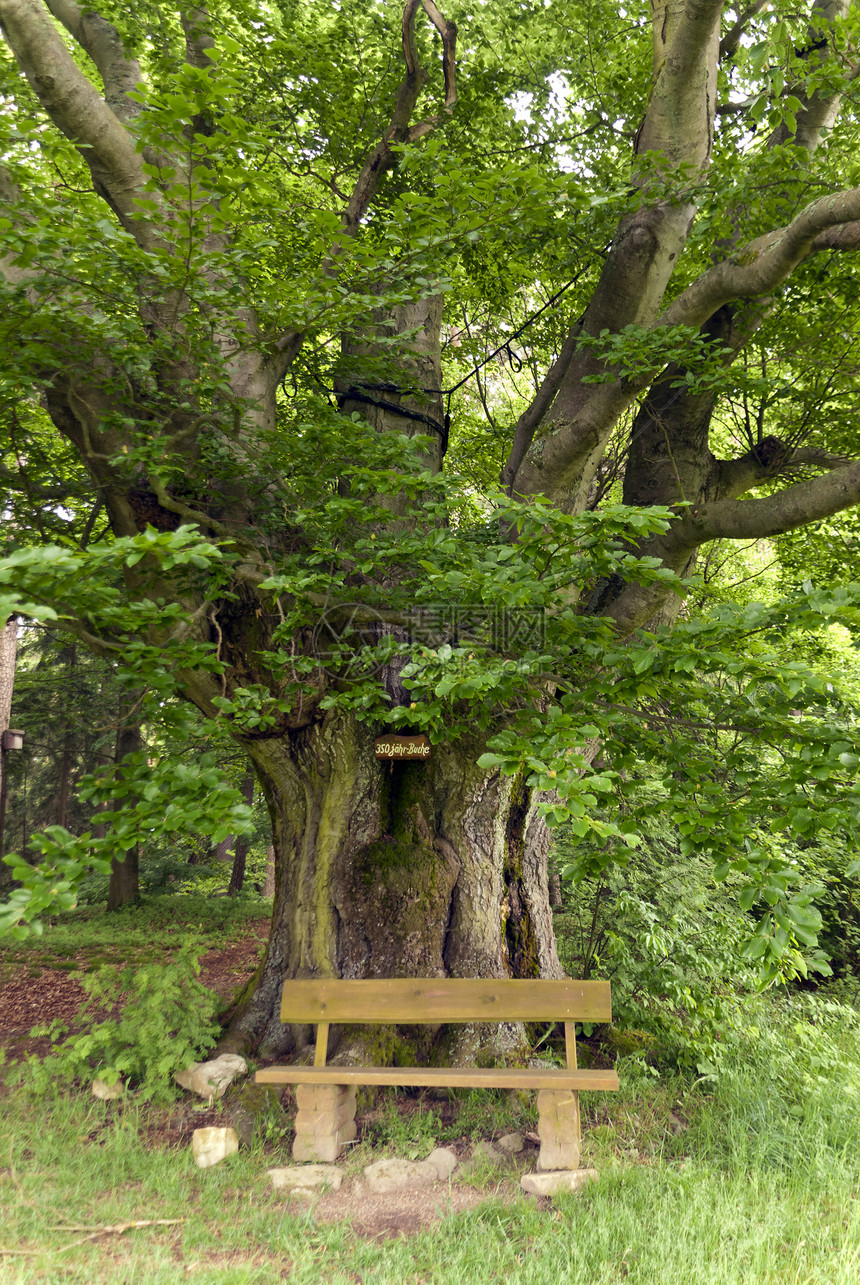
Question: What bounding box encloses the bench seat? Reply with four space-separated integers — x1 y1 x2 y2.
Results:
257 1065 620 1091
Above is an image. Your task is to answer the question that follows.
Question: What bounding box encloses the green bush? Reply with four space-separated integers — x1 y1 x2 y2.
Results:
22 937 220 1100
553 820 759 1074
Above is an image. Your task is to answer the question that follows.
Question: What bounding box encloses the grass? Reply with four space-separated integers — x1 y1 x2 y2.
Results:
1 901 858 1282
0 894 266 986
1 1030 858 1284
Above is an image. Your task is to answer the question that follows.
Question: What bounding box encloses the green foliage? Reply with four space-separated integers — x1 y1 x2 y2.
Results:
20 939 220 1100
554 818 758 1074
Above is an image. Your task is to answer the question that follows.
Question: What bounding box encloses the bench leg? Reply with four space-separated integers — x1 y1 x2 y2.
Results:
293 1084 357 1163
536 1088 581 1171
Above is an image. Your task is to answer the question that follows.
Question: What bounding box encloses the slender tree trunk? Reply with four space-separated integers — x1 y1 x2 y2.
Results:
227 771 255 896
262 843 276 898
107 841 139 911
0 620 18 862
210 836 232 863
107 718 142 911
54 730 73 830
53 645 77 830
223 710 561 1059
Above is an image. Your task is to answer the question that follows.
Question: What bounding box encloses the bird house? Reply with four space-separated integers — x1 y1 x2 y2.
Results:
1 729 24 751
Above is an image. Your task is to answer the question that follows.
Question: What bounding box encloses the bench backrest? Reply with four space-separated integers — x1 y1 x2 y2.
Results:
279 978 612 1024
281 979 612 1069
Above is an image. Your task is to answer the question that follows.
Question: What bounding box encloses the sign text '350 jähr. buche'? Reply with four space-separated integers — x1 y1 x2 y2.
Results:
373 735 431 761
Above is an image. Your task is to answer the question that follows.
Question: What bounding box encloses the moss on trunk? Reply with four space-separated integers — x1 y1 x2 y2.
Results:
222 709 562 1061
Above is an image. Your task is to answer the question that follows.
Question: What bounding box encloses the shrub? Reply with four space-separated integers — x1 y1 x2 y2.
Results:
553 819 758 1074
23 937 220 1100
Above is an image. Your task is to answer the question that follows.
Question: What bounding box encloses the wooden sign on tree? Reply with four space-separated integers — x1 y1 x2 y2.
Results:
373 735 431 761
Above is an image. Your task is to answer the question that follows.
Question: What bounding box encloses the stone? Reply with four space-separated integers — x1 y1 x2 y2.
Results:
520 1168 598 1197
470 1140 502 1163
292 1083 357 1163
293 1104 356 1132
536 1088 581 1171
176 1054 248 1102
268 1165 343 1193
423 1147 458 1180
497 1132 525 1154
192 1126 239 1169
363 1157 438 1194
91 1077 124 1100
292 1122 357 1164
295 1084 357 1111
286 1187 315 1203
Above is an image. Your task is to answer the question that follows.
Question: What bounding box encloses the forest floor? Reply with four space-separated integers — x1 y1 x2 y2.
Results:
1 896 858 1283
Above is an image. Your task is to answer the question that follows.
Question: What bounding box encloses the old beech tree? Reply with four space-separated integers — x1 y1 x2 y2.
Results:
3 0 860 1056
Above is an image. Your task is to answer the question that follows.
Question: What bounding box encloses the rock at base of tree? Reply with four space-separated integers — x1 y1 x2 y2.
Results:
497 1132 525 1154
192 1126 239 1169
176 1054 248 1102
470 1140 503 1164
520 1168 598 1196
268 1165 343 1193
91 1078 124 1100
424 1147 458 1180
363 1157 439 1194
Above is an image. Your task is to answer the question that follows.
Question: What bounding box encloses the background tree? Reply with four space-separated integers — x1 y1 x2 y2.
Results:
0 619 19 861
2 0 860 1059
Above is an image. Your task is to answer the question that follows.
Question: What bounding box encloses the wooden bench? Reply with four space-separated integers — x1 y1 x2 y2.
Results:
255 978 619 1170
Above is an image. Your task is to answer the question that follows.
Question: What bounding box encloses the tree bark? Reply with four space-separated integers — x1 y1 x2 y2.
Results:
222 709 561 1059
106 717 142 911
53 645 77 830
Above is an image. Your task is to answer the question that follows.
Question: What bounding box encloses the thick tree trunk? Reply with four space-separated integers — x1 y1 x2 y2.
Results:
262 844 275 898
223 709 561 1060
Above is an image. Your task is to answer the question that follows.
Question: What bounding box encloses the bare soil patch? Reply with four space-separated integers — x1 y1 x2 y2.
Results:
307 1180 512 1240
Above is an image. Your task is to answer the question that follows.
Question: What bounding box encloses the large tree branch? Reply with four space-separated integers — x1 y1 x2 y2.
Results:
675 460 860 546
606 459 860 632
506 161 860 514
506 0 858 508
0 0 149 239
43 0 142 124
0 164 39 292
720 2 768 62
661 185 860 331
507 0 723 506
715 442 853 500
811 220 860 251
766 0 857 153
501 325 581 492
181 6 214 70
608 0 858 525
